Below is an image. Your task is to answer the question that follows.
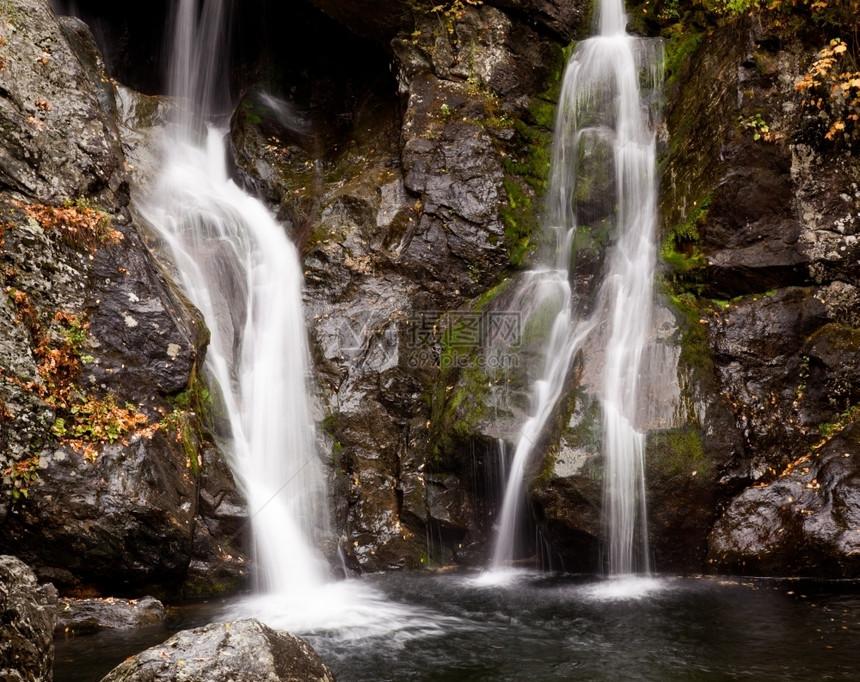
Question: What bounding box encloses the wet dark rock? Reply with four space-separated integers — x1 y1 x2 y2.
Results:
645 418 739 572
701 284 860 497
400 75 508 292
662 24 812 299
57 15 121 137
487 0 588 42
229 93 319 235
793 143 860 289
3 437 196 593
113 85 175 188
184 446 251 596
0 555 57 682
702 147 811 298
0 207 246 595
660 24 745 241
709 423 860 577
83 224 209 402
531 471 603 572
802 324 860 422
394 3 558 115
293 94 432 570
656 15 860 577
99 619 335 682
710 289 828 470
56 595 165 633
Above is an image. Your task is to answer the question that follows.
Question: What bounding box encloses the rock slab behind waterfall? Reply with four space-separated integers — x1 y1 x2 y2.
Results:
100 619 335 682
0 555 58 682
57 596 166 633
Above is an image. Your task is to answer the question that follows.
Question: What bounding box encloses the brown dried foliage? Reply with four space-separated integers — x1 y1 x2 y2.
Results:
13 200 123 252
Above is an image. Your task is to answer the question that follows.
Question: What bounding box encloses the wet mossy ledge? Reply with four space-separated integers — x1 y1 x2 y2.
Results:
417 33 576 468
499 41 574 267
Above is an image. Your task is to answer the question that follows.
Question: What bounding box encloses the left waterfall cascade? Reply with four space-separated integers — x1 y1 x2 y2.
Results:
137 2 447 640
137 0 330 595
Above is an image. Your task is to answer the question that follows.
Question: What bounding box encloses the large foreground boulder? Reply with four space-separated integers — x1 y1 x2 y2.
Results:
0 555 57 682
100 619 335 682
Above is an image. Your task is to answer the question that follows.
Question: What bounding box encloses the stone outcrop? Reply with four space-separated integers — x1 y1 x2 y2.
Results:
0 0 124 206
0 555 57 682
57 596 165 634
99 619 335 682
709 423 860 576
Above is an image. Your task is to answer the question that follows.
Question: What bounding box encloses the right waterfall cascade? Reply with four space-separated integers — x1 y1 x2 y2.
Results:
491 0 664 576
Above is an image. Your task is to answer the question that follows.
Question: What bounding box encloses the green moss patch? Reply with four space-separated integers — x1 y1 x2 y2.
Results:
648 425 708 478
660 192 710 291
666 292 716 374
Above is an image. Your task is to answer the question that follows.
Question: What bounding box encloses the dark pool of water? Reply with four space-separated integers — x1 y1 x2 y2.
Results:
54 572 860 681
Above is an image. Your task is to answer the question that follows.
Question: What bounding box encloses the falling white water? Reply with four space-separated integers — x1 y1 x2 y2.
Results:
491 0 661 576
138 0 329 594
490 274 593 572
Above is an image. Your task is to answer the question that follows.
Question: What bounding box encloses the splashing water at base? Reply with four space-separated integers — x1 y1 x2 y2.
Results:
580 575 666 601
225 580 465 644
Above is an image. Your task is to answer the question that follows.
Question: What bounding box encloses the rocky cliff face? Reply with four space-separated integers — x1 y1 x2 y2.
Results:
227 0 584 571
0 0 247 596
657 14 860 576
3 0 859 588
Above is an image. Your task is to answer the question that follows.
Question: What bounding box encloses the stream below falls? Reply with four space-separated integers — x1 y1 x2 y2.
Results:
55 571 860 681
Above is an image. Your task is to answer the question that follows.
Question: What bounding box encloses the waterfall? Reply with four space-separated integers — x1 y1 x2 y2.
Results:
491 0 661 576
138 0 329 594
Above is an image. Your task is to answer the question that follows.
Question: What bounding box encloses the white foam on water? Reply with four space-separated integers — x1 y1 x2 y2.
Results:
581 576 668 601
225 580 467 645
